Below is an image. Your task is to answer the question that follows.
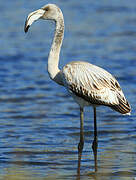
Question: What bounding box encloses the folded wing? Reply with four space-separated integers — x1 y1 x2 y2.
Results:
62 61 131 114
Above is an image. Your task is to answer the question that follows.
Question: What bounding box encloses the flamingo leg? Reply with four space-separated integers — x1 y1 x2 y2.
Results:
92 106 98 172
78 107 84 151
77 107 84 175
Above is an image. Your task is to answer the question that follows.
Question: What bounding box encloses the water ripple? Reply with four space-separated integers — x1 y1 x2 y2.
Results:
0 0 136 179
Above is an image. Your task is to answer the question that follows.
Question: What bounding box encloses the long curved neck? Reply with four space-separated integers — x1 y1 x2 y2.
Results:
47 14 64 85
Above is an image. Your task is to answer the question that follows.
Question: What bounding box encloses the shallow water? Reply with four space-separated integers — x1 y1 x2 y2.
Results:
0 0 136 179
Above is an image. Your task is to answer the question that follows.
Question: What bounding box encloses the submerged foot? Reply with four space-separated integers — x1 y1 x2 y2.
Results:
78 140 84 152
92 137 98 152
92 137 98 172
77 140 84 176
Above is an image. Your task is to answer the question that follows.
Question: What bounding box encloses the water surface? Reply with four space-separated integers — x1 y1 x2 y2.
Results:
0 0 136 179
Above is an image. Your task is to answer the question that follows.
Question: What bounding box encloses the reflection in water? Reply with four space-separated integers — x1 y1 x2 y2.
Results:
77 135 98 180
77 145 83 179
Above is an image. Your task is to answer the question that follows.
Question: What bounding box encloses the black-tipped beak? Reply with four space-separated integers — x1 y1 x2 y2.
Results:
24 9 45 34
24 16 30 33
24 24 30 33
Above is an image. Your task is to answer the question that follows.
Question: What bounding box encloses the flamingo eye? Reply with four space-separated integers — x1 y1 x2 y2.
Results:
45 7 49 11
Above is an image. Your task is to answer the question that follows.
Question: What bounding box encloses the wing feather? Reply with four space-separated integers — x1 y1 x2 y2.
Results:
62 61 131 114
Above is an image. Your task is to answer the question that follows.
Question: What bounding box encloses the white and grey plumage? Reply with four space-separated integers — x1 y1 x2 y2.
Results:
24 4 131 154
63 61 130 114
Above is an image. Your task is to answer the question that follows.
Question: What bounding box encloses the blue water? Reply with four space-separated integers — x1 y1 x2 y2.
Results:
0 0 136 179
